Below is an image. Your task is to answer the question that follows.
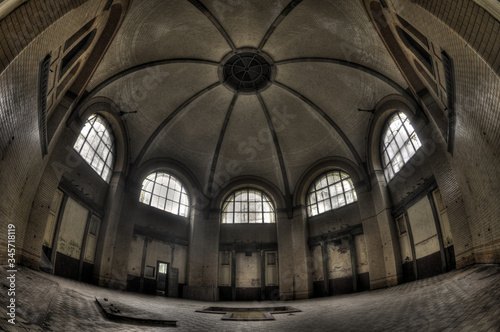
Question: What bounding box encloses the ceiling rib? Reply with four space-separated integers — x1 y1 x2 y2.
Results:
257 93 293 218
207 93 239 196
132 82 222 168
273 80 366 174
69 59 219 124
257 0 303 51
186 0 236 51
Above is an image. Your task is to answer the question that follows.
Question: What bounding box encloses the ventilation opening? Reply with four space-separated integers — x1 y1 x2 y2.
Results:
56 63 80 97
64 18 96 51
396 14 428 48
60 29 96 79
38 53 51 156
442 50 456 155
414 60 437 94
396 26 434 75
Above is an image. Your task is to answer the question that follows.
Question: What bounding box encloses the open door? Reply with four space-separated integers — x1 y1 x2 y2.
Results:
156 261 168 295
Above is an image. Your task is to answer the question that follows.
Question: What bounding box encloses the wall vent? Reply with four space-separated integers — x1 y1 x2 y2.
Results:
38 53 51 156
442 50 456 155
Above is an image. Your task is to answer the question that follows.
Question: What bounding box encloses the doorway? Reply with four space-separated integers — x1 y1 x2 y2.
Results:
156 261 168 295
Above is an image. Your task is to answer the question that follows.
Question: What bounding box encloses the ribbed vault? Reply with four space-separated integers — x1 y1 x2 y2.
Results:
83 0 409 209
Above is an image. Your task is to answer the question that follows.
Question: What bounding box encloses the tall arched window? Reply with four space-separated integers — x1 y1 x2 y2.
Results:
307 170 357 217
381 112 422 182
139 172 190 217
74 114 114 182
222 188 275 223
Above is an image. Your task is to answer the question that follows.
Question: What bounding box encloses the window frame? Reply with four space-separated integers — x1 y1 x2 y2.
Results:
138 172 190 218
306 170 358 217
73 113 115 182
380 111 422 182
221 188 276 224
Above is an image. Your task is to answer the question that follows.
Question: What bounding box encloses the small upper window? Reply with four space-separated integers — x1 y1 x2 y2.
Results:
222 188 275 223
139 172 190 217
307 170 357 217
381 112 422 182
74 114 114 182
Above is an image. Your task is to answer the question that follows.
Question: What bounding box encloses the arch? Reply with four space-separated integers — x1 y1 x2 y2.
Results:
139 171 191 217
306 170 358 217
212 176 285 213
366 95 422 174
380 112 422 182
221 188 276 223
294 156 365 207
132 158 204 210
76 97 129 175
73 113 115 182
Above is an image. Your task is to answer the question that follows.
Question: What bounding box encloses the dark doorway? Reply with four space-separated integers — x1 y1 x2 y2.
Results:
156 261 168 295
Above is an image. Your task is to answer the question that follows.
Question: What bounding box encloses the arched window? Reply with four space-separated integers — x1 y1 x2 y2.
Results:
307 170 358 217
139 172 190 217
222 188 275 223
381 112 422 182
74 114 114 182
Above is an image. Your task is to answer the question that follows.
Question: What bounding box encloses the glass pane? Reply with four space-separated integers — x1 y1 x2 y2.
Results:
401 143 411 163
263 213 271 223
263 202 272 212
332 172 341 183
166 188 175 200
172 190 181 203
329 185 338 197
248 191 260 201
151 195 160 208
74 134 85 151
318 201 325 214
318 187 329 201
165 200 173 213
394 129 406 148
342 179 352 191
234 213 243 223
234 191 246 202
80 123 92 138
101 167 110 182
142 191 151 205
323 198 332 211
326 173 335 185
157 184 167 197
337 194 346 207
331 196 339 209
411 133 422 149
170 178 182 191
179 205 188 217
181 193 189 206
157 197 166 210
345 190 354 204
171 202 179 215
308 193 317 205
249 213 257 223
143 179 154 193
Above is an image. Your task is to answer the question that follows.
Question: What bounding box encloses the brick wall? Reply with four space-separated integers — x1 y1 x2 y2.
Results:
411 0 500 74
0 0 104 264
0 0 90 74
392 0 500 264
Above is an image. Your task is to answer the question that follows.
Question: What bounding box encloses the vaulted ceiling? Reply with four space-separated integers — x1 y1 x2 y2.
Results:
86 0 408 198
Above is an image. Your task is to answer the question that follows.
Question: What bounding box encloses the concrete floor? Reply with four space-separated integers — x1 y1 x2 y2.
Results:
1 265 499 332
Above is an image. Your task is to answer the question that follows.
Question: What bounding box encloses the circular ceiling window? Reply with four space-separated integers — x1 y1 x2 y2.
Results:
220 50 274 94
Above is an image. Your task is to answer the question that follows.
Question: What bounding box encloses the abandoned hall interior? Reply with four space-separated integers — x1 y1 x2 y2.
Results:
0 0 499 330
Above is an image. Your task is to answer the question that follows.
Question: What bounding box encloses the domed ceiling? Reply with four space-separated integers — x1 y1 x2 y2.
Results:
86 0 408 202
